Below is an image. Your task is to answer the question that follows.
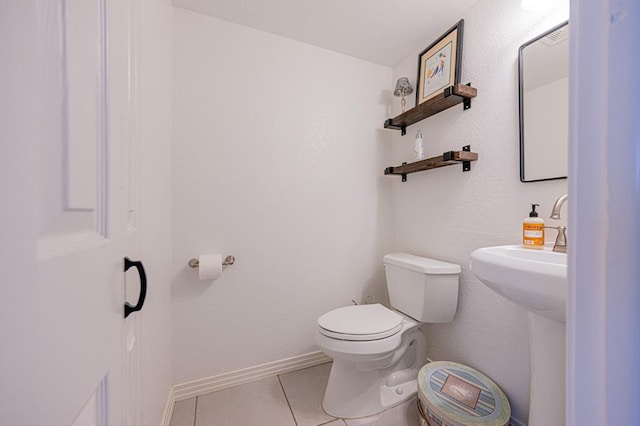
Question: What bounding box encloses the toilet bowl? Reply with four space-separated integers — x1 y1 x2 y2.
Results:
316 253 460 419
317 304 427 418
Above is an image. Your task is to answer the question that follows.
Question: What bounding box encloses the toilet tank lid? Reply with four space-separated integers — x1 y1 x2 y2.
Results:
384 253 461 275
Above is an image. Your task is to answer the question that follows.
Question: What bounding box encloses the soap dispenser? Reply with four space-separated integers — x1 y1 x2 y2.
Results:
523 204 545 249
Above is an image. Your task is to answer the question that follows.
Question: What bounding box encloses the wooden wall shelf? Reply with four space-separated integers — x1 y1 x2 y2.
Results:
384 146 478 182
384 84 477 135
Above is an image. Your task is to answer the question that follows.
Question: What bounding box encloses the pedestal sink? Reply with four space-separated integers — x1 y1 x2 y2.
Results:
470 245 567 426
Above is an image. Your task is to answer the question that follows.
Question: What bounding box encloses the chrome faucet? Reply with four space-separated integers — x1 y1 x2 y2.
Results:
550 193 568 219
547 193 568 253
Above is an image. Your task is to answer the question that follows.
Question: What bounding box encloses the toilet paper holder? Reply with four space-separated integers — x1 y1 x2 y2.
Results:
188 255 235 268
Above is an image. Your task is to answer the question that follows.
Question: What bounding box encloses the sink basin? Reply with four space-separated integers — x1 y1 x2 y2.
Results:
470 245 567 426
470 245 566 322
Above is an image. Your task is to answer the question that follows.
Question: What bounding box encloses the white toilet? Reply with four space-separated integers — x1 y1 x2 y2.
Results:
316 253 460 419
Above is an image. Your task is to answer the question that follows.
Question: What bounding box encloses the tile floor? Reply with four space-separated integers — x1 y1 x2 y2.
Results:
170 362 420 426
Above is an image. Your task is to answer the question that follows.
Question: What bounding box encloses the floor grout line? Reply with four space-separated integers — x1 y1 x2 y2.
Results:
317 419 345 426
277 374 299 426
192 396 198 426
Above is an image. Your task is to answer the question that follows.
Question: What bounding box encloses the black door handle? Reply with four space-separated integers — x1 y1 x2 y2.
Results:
124 257 147 318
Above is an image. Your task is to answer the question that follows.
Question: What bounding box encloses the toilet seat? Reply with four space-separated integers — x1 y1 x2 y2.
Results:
317 304 404 341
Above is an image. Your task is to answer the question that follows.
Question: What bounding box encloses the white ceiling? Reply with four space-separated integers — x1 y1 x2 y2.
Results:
172 0 478 67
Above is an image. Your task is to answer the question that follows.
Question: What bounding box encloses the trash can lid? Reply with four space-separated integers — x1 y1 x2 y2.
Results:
418 361 511 426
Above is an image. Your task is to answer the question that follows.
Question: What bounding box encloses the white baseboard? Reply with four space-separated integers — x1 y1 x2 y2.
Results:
172 351 332 402
160 386 176 426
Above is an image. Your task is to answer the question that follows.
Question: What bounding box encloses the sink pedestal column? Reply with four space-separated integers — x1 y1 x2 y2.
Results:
527 312 565 426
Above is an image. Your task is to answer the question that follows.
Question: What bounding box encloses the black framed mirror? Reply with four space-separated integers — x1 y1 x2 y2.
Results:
519 21 569 182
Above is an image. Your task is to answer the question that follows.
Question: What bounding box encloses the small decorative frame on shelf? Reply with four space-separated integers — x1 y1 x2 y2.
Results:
384 84 477 135
384 145 478 182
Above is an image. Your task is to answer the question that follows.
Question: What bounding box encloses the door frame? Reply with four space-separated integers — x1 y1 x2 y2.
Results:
568 0 640 424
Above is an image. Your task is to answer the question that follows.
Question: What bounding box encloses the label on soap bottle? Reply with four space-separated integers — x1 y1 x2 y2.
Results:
523 223 544 246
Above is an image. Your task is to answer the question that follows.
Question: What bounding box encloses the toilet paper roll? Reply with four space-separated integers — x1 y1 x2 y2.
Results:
198 254 223 280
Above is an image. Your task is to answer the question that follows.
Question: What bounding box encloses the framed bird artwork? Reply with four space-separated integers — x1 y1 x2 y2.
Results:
417 20 464 105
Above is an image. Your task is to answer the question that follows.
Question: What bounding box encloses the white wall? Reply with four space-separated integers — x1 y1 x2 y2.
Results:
389 0 568 423
171 8 392 384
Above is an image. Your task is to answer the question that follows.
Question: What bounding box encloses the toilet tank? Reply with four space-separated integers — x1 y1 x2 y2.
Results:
384 253 460 323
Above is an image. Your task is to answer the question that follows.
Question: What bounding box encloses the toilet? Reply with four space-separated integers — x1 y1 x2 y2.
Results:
316 253 461 419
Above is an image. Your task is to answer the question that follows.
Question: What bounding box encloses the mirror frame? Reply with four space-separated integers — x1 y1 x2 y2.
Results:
518 21 569 183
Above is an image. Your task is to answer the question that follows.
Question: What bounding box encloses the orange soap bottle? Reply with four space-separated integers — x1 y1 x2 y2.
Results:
523 204 545 249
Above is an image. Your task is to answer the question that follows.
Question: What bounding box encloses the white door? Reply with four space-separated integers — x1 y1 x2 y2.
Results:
1 1 142 424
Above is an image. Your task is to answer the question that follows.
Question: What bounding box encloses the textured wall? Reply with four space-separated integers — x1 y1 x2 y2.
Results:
388 0 569 422
171 8 392 384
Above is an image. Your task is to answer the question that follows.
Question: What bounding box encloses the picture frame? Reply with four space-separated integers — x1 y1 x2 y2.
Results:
416 20 464 105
